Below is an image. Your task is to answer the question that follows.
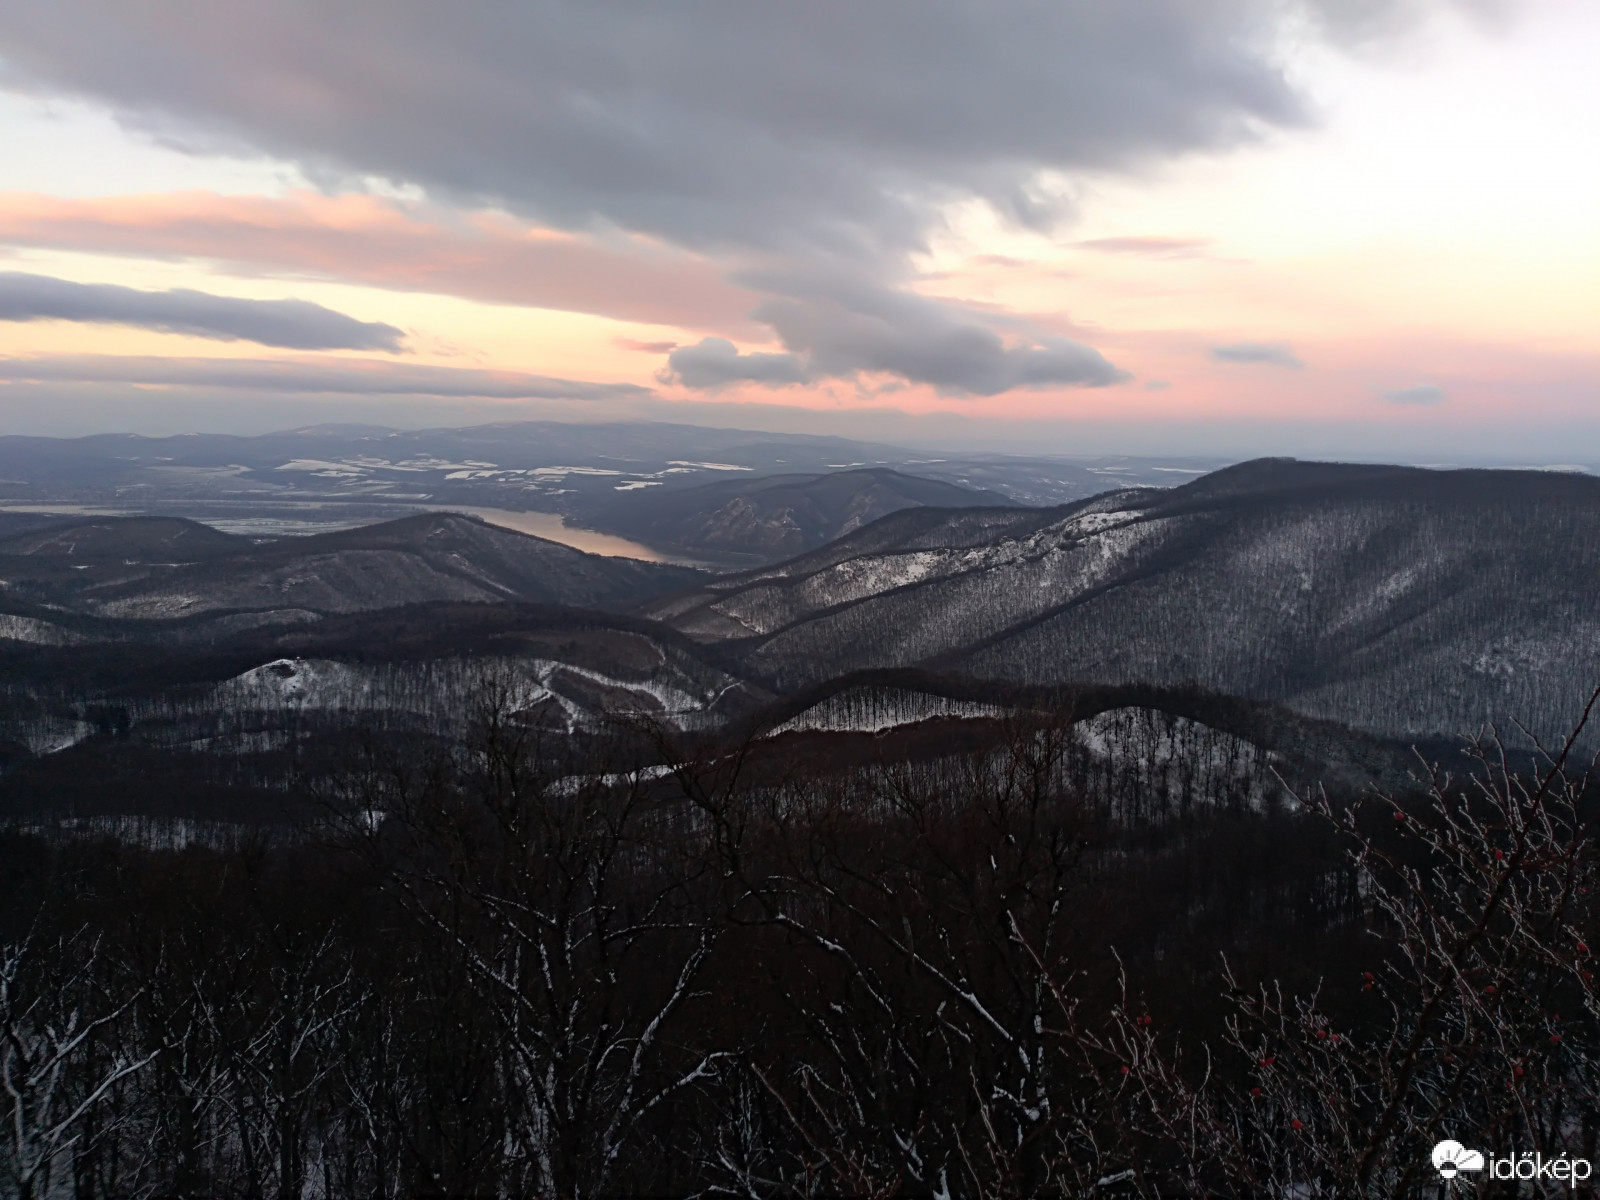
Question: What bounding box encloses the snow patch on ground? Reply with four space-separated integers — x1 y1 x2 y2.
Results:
771 687 1009 735
0 614 84 645
1071 707 1281 811
704 509 1172 647
95 593 208 619
1057 509 1146 537
549 764 676 796
20 716 94 755
224 658 372 706
1470 637 1559 680
10 816 257 851
214 655 736 733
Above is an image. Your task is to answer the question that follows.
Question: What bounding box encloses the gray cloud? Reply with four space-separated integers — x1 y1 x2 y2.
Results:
666 275 1127 396
0 1 1473 397
1211 341 1305 368
1304 0 1515 45
665 339 808 389
1383 383 1447 404
0 354 648 401
0 3 1322 261
758 300 1125 396
0 271 403 351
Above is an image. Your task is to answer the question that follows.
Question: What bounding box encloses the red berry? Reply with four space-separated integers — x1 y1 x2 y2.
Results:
1251 1086 1262 1095
1394 811 1406 822
1551 1034 1563 1044
1120 1065 1130 1075
1291 1119 1304 1131
1493 849 1504 861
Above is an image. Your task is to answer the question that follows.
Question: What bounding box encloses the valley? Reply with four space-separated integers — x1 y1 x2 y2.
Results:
4 452 1594 837
0 420 1228 555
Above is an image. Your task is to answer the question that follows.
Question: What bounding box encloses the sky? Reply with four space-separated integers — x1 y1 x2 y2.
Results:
0 0 1595 457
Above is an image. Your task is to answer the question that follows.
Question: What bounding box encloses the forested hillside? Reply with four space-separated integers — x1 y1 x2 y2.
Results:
583 466 1011 563
3 459 1599 1197
1 686 1594 1197
651 459 1600 743
0 511 701 625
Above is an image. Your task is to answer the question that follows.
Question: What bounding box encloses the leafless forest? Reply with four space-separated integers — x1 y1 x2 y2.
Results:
3 688 1596 1198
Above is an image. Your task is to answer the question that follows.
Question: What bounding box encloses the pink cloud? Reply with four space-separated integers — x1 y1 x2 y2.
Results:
0 190 758 333
1074 236 1212 258
614 337 680 354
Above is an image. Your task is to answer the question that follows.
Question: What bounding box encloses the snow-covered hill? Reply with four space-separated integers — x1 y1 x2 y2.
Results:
648 459 1600 744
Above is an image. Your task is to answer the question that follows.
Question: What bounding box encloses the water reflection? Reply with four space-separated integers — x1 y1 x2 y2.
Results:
439 507 706 566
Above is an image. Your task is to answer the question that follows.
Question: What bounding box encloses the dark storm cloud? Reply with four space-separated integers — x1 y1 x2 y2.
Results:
0 354 649 401
0 1 1482 395
1211 342 1306 368
0 271 403 351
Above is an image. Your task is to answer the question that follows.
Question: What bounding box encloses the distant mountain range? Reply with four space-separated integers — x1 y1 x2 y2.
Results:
5 456 1600 827
584 467 1011 563
0 419 1225 546
649 458 1600 744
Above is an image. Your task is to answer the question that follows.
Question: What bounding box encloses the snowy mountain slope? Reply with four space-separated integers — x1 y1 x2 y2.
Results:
648 460 1600 743
0 603 772 808
767 684 1011 735
0 613 86 646
215 650 745 735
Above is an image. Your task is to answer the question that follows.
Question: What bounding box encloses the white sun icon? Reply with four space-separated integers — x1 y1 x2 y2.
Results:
1432 1140 1486 1179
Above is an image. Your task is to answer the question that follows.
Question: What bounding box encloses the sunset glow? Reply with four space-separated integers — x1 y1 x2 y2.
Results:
0 0 1595 454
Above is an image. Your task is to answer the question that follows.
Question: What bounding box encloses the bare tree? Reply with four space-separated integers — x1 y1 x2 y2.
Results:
1065 696 1600 1197
214 925 362 1200
359 684 726 1197
0 928 156 1200
686 717 1112 1197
